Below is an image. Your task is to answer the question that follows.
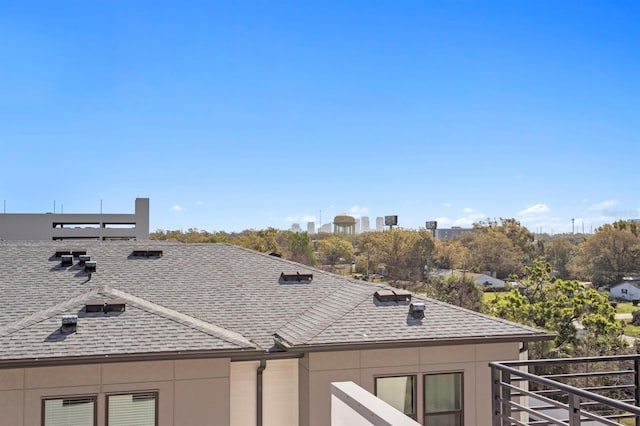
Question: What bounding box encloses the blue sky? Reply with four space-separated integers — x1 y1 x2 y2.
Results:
1 1 638 234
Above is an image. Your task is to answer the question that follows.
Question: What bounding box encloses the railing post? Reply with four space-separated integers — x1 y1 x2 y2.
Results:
568 393 581 426
634 354 640 426
501 370 511 426
491 366 501 426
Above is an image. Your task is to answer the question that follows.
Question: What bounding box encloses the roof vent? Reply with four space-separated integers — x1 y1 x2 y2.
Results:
55 249 71 258
84 261 97 273
409 302 425 319
60 254 73 267
78 255 91 265
131 249 163 258
61 315 78 333
280 272 313 283
374 289 412 303
72 250 87 257
85 299 126 313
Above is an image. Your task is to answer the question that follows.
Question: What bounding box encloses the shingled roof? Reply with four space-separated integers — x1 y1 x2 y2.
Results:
0 241 551 366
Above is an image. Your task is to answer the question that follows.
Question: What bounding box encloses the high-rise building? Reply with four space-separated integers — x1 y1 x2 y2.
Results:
355 218 361 234
291 223 301 233
376 217 384 232
361 216 370 232
319 223 332 233
307 221 315 235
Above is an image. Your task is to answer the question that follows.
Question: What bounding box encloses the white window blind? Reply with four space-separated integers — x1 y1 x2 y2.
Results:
44 397 95 426
108 393 156 426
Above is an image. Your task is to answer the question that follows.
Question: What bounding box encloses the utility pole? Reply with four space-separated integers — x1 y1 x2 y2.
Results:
572 218 575 234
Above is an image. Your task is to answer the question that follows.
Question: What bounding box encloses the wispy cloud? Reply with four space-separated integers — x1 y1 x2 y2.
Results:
588 199 618 211
349 205 369 217
518 204 550 216
285 214 316 223
170 205 187 213
463 207 475 214
453 213 485 227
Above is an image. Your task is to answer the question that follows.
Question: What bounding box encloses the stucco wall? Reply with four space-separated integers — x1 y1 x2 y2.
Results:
299 342 521 426
0 358 230 426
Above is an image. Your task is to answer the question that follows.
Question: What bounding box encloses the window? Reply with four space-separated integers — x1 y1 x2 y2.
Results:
622 289 628 294
375 375 416 419
424 372 463 426
43 396 96 426
107 392 157 426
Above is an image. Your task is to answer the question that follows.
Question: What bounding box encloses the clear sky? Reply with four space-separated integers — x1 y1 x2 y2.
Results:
1 1 638 234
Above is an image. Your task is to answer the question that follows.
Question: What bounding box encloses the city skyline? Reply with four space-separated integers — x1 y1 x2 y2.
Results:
1 1 638 234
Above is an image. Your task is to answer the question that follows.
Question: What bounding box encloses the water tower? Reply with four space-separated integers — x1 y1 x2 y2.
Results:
333 214 356 236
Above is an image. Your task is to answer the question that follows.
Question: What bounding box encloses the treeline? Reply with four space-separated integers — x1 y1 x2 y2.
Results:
151 218 640 287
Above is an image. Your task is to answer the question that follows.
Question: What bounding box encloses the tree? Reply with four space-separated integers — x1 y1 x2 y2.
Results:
488 261 626 358
433 239 469 271
356 229 435 282
463 231 524 278
236 228 283 255
287 232 317 266
570 223 640 286
543 236 577 279
317 235 354 267
426 275 483 311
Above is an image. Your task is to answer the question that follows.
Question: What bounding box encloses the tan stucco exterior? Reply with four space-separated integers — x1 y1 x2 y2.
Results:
0 342 521 426
298 342 521 426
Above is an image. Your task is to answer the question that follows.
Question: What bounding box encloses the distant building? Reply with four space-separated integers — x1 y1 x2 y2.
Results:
0 198 149 241
355 218 361 234
319 223 332 233
376 217 384 232
434 227 475 240
361 216 370 232
333 214 356 236
307 221 315 235
291 223 301 233
609 278 640 301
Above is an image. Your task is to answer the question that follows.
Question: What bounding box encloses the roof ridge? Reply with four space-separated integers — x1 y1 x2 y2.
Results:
277 281 385 345
102 286 256 349
0 288 102 338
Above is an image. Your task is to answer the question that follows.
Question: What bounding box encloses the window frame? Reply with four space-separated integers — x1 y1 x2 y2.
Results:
374 374 418 420
106 391 159 426
423 371 464 426
41 395 97 426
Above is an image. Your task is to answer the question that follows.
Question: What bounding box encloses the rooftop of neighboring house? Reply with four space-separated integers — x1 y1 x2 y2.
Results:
0 241 552 366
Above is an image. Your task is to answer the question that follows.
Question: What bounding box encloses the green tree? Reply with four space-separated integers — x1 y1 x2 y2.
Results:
463 231 524 278
287 232 317 266
236 228 283 254
488 261 626 358
544 236 577 279
433 239 469 271
426 275 483 311
570 223 640 286
317 235 354 267
356 229 434 282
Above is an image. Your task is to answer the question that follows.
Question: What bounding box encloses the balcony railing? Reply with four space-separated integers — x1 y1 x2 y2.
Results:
490 355 640 425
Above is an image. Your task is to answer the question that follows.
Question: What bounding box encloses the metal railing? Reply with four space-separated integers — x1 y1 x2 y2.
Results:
490 355 640 425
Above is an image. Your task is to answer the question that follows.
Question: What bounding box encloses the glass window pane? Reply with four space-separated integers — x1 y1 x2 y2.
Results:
44 397 95 426
425 412 462 426
424 373 462 412
108 393 156 426
375 376 415 416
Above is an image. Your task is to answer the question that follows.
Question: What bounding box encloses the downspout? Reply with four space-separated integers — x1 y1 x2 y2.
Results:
257 359 267 426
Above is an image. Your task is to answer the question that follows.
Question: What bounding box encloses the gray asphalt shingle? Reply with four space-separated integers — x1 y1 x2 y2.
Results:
0 241 550 362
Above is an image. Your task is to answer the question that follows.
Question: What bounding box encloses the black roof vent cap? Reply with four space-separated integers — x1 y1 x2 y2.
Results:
409 302 425 319
85 299 126 313
374 289 412 303
78 255 90 265
61 314 78 333
84 261 97 273
60 254 73 267
131 249 163 258
280 272 313 283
